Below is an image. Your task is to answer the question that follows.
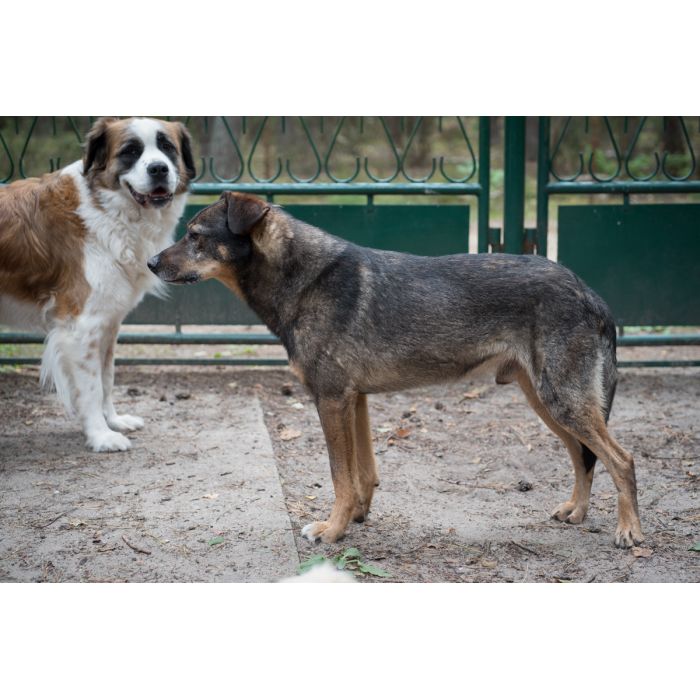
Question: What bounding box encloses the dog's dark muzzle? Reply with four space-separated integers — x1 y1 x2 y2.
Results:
147 254 199 284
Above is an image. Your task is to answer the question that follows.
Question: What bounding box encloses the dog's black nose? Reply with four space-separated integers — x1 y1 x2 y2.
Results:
147 161 169 179
147 255 160 272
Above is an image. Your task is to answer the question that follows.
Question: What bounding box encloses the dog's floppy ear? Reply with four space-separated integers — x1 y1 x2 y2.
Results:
177 123 197 181
224 192 270 236
83 117 117 174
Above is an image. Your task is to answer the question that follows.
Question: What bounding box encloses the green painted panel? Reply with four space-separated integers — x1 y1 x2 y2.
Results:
558 204 700 325
127 204 469 324
285 204 469 256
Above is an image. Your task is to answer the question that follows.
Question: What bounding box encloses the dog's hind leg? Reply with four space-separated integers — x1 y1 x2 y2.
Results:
516 369 594 525
573 419 642 548
100 321 144 433
302 393 362 544
352 393 379 523
525 364 643 548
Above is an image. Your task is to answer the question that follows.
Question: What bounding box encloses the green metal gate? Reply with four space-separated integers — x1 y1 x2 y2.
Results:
1 116 698 367
531 117 700 366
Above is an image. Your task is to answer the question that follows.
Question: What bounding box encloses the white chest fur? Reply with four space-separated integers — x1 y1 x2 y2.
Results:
63 161 187 317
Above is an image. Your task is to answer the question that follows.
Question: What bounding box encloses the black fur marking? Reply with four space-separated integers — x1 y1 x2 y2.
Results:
117 138 144 173
179 127 196 180
83 120 113 174
581 443 597 471
156 131 178 167
312 252 362 330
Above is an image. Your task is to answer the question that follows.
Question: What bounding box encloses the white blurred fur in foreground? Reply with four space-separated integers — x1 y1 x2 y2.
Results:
278 562 356 583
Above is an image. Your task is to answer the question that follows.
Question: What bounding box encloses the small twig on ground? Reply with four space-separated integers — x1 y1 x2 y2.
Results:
521 562 530 582
122 536 151 555
510 426 531 449
37 508 76 529
510 541 540 556
436 476 507 491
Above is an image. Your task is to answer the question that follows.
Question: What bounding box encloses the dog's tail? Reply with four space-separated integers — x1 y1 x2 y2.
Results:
40 327 75 416
581 308 618 471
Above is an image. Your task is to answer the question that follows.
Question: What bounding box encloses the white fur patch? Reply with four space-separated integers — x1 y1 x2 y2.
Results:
301 523 320 542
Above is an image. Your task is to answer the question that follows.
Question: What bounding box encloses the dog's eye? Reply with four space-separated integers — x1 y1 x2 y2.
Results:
161 141 175 153
121 145 140 158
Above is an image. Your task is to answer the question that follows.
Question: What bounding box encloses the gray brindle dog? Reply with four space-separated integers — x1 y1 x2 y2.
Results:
148 192 643 549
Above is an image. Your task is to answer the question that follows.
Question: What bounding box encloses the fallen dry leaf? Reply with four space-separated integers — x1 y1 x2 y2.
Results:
480 559 497 569
202 493 219 500
279 428 302 441
461 385 489 401
632 547 654 558
394 427 412 439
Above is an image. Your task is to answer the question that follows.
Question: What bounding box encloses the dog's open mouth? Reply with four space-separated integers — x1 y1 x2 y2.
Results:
128 183 174 208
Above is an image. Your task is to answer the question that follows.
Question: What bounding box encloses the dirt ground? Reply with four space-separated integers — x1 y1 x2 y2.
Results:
1 363 699 582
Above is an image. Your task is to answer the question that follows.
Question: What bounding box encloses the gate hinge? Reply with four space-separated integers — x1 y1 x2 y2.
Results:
488 227 503 252
523 227 537 254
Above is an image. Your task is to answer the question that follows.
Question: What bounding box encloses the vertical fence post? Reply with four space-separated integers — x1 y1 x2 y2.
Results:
477 116 491 253
503 116 526 254
536 116 550 257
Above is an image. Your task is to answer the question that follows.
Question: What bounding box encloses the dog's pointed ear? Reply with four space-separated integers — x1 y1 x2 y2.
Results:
83 117 117 175
177 123 197 181
224 192 270 236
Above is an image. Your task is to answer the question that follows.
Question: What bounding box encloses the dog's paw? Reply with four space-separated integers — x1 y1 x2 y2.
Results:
614 525 644 549
107 413 144 432
301 521 344 544
551 500 588 525
87 430 132 452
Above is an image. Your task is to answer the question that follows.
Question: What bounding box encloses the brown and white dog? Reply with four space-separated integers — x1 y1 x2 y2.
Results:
0 117 195 452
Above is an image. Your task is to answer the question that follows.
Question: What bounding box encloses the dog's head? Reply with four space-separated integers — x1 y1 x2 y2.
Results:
147 192 270 293
83 116 196 209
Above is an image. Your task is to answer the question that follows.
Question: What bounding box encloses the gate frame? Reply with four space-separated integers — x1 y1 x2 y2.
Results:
2 116 698 368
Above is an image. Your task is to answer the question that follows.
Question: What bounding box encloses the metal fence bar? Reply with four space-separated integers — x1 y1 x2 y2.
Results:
5 332 698 348
503 117 526 253
0 358 288 367
0 332 280 345
477 116 491 253
546 181 700 195
189 182 482 196
2 357 698 368
535 116 550 257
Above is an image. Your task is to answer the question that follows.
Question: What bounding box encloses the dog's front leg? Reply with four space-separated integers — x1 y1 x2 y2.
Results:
100 322 144 433
46 325 132 452
301 394 361 544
